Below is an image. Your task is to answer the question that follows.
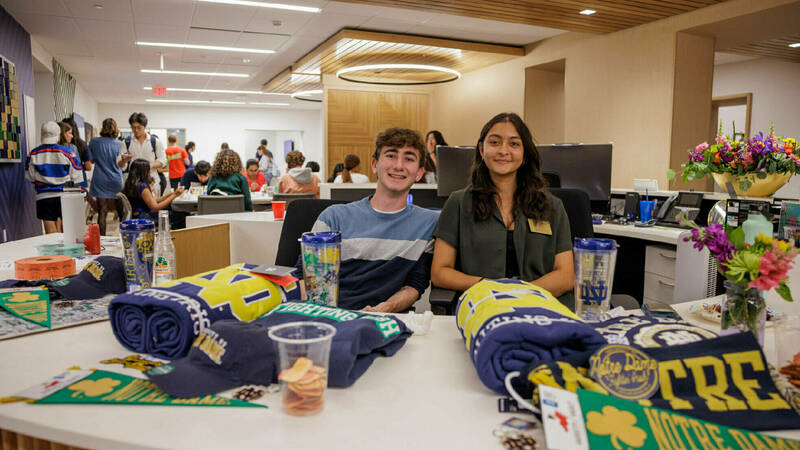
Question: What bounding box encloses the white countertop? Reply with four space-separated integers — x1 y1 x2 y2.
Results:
173 192 273 204
611 188 798 202
0 318 527 450
593 222 687 245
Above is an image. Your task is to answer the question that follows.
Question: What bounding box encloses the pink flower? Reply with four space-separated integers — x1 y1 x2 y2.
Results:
695 142 709 152
716 135 728 145
749 246 795 291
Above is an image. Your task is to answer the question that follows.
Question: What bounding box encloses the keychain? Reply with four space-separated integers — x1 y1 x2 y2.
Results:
493 417 539 450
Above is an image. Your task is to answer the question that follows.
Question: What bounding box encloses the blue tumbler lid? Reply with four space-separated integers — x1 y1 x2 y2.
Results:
301 231 341 244
574 237 617 251
120 218 155 232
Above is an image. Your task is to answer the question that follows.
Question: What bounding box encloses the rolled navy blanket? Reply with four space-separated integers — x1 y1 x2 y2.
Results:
109 263 300 359
456 279 606 395
109 303 148 352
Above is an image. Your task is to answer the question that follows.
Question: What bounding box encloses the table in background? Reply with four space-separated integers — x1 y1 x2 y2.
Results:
0 317 535 449
173 192 273 213
186 212 283 266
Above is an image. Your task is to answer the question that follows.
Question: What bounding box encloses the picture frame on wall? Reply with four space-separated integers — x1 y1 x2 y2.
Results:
0 54 23 163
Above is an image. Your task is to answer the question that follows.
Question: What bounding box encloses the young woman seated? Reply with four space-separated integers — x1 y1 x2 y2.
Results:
206 149 252 211
244 158 266 192
122 158 184 221
430 112 575 308
277 150 320 198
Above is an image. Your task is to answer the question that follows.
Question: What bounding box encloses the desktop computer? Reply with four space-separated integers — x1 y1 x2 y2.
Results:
537 143 612 213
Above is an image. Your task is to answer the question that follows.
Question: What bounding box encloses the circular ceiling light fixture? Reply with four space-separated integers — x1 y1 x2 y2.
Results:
291 89 323 103
336 64 461 85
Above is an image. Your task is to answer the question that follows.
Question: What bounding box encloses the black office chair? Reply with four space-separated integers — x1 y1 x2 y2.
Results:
428 187 594 315
542 171 561 188
274 199 348 267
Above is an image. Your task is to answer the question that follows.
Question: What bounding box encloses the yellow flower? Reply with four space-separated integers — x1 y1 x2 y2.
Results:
68 378 121 398
778 240 789 252
756 233 773 245
586 405 647 450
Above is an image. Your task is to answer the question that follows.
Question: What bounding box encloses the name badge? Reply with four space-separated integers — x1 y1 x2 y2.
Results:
528 219 552 235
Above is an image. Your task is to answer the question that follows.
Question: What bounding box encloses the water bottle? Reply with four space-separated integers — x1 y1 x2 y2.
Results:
152 210 177 285
573 238 617 322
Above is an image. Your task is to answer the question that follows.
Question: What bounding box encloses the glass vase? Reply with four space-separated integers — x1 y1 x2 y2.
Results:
720 281 766 347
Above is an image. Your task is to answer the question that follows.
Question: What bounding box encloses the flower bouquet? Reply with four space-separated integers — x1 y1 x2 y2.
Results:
680 212 796 343
680 124 798 196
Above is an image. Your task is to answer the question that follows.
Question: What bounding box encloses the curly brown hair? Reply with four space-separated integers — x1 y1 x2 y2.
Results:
211 149 242 177
285 150 305 168
373 128 425 164
471 112 550 223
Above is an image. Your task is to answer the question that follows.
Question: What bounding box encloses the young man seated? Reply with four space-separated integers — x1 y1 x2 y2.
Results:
180 160 211 189
296 128 438 313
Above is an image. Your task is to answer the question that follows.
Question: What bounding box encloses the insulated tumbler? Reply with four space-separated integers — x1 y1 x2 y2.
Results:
300 231 341 307
120 219 155 292
573 238 617 322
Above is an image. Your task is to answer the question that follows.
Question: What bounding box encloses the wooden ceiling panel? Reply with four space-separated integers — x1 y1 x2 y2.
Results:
262 29 524 93
725 34 800 63
333 0 730 34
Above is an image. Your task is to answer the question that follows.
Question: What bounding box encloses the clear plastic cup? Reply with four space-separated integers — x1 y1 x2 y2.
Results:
301 231 341 307
573 238 617 322
268 322 336 416
775 313 800 366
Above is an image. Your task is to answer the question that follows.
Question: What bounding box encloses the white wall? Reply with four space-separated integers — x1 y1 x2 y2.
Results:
97 103 323 175
713 57 800 197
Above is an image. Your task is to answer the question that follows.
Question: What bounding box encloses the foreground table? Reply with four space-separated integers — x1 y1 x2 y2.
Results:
0 317 527 449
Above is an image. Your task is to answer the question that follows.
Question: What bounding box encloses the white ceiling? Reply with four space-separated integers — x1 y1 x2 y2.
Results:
0 0 565 109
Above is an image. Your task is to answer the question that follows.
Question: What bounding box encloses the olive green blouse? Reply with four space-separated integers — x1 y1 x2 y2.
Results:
433 187 573 297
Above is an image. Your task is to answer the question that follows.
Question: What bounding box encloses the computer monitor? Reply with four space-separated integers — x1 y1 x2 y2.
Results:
436 146 475 197
537 143 613 202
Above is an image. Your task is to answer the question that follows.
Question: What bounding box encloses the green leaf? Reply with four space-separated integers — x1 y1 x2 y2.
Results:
776 281 794 302
729 227 745 250
757 171 767 179
666 169 676 180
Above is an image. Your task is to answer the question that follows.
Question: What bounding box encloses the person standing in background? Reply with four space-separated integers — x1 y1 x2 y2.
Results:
165 135 190 190
334 154 369 183
425 130 448 173
26 122 86 233
185 141 196 169
89 118 131 235
256 138 267 161
257 144 280 186
123 112 167 195
62 116 93 172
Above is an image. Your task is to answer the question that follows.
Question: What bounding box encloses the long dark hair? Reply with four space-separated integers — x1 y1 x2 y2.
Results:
341 154 360 183
426 130 448 152
123 159 154 200
62 117 89 161
470 112 549 223
328 163 344 183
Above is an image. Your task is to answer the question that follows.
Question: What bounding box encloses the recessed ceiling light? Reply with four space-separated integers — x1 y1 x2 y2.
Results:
142 87 290 95
197 0 321 13
93 4 104 9
249 102 291 106
137 41 275 54
242 58 251 63
579 9 596 15
146 99 247 105
789 43 800 48
141 69 249 78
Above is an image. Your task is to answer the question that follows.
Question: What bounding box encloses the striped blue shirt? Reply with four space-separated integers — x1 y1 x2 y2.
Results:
298 197 439 310
26 144 86 199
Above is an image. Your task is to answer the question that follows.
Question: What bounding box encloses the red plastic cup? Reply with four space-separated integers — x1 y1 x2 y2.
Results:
273 201 286 220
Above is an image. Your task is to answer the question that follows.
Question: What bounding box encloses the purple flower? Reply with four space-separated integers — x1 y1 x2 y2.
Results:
684 223 735 266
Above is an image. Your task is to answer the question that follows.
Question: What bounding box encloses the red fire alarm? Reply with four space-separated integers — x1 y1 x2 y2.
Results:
153 86 166 97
